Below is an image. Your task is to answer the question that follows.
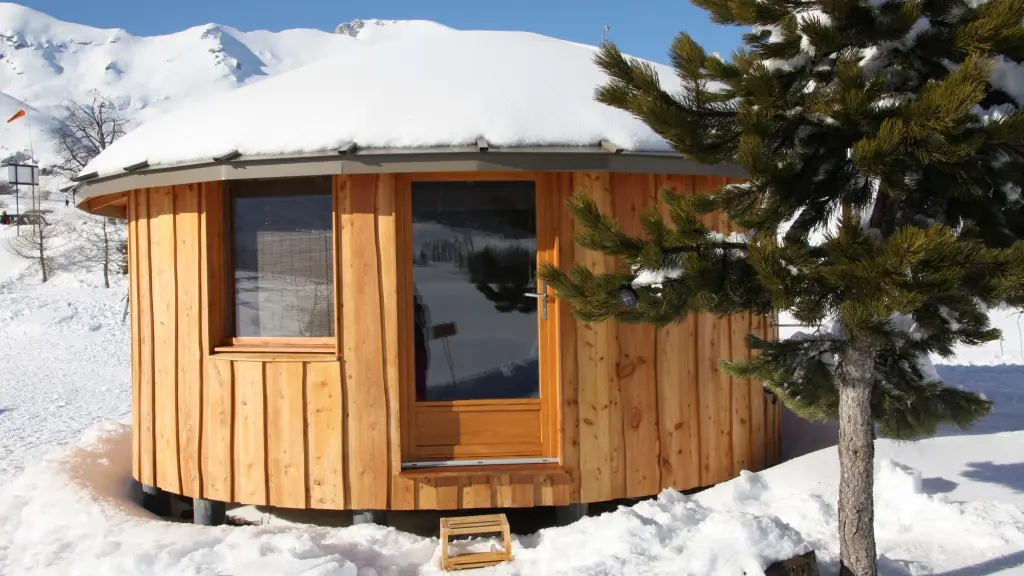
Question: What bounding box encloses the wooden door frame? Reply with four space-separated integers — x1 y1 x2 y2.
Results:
395 172 561 465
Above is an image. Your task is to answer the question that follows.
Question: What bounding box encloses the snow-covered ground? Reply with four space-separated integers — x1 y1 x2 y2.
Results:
2 417 1024 574
0 196 129 485
1 198 1024 574
777 311 1024 462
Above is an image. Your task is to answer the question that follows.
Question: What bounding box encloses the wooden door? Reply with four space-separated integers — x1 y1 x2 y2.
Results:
397 174 559 466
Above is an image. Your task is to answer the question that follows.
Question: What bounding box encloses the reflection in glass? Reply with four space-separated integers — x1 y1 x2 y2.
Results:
231 177 334 338
412 181 539 402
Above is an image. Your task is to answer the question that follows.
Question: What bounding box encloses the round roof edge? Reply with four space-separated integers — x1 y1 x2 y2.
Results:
75 147 746 207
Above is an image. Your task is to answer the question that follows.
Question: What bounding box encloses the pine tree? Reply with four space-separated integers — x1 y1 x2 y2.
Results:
541 1 1024 574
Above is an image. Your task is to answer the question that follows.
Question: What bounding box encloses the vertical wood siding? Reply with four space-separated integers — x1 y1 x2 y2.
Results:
611 173 661 498
339 174 390 509
128 172 780 510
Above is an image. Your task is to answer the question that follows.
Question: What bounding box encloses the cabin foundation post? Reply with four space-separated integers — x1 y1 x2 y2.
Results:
141 484 172 517
555 503 588 526
193 498 227 526
352 510 387 526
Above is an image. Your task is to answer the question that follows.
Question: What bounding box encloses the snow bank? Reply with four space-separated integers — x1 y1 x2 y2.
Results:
4 420 1024 575
715 435 1024 575
80 30 678 181
0 421 435 576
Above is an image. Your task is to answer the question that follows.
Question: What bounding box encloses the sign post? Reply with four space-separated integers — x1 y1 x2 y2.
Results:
5 108 38 236
6 163 39 236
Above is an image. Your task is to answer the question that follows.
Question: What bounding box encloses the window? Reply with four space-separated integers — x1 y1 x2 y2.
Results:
226 177 335 346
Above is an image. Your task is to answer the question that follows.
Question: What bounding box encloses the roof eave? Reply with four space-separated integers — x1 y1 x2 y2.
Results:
75 145 746 204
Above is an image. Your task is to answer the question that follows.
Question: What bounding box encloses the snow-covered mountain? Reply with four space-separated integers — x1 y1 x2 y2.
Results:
0 3 452 167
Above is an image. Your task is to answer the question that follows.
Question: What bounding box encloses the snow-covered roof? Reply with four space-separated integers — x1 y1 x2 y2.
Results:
79 29 681 182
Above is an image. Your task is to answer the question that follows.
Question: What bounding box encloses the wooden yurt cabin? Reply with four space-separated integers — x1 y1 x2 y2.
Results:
75 29 781 524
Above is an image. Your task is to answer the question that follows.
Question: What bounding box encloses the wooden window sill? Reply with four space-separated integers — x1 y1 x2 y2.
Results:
400 463 565 478
214 345 336 353
210 349 339 362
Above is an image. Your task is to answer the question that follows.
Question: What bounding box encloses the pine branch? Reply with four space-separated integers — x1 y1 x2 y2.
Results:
572 2 1024 572
553 0 1024 456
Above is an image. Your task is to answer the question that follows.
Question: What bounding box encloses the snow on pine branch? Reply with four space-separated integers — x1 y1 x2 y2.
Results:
990 56 1024 107
760 0 1023 116
779 314 962 399
631 231 750 288
758 10 832 72
888 313 944 385
752 1 936 73
859 17 932 73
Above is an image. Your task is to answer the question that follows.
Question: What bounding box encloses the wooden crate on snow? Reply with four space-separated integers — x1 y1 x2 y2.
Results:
439 513 513 571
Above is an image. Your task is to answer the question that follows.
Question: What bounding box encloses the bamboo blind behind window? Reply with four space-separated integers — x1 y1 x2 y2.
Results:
230 176 334 338
254 229 334 337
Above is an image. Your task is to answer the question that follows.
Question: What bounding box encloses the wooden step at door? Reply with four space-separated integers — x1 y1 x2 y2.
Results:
439 513 513 571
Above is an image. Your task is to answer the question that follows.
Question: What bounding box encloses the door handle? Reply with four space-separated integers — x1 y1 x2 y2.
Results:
523 280 548 320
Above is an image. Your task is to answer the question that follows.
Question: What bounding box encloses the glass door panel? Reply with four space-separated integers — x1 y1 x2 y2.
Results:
404 178 553 466
410 180 539 402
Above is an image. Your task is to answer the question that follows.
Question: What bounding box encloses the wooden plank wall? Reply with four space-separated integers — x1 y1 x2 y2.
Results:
563 172 781 500
130 183 362 509
128 172 781 511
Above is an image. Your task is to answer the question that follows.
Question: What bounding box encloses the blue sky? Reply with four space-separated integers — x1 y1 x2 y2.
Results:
25 0 747 64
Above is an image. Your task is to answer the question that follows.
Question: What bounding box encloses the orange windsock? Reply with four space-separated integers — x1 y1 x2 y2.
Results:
6 109 25 123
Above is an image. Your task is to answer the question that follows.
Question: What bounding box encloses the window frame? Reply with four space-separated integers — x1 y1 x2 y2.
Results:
213 176 340 355
396 172 561 467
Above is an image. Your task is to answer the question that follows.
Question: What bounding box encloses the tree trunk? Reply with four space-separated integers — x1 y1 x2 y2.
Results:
37 226 47 284
868 189 895 238
102 219 110 289
837 340 877 576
